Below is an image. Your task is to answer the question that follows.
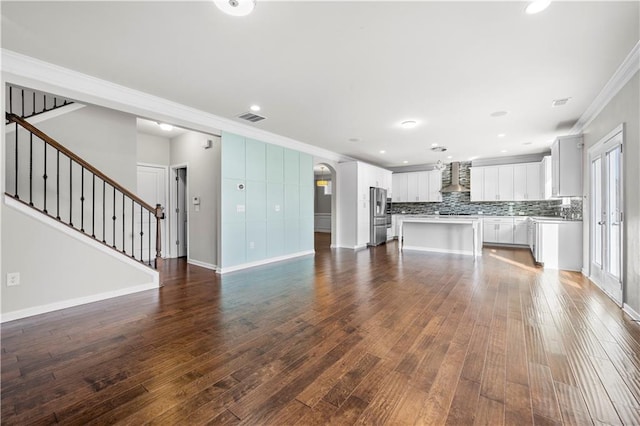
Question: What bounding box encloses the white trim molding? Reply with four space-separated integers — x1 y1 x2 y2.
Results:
571 41 640 134
1 49 349 163
623 304 640 322
1 282 158 323
217 250 315 274
187 258 217 271
5 103 86 132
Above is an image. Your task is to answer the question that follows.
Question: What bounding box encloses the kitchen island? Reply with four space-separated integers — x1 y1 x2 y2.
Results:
398 216 483 258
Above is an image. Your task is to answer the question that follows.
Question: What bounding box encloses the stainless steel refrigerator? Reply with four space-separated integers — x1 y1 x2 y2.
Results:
369 187 388 246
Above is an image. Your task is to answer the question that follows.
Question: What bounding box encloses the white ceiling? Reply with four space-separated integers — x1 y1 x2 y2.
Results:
2 1 638 168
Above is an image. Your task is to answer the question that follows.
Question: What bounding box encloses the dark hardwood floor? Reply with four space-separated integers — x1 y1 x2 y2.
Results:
3 234 640 424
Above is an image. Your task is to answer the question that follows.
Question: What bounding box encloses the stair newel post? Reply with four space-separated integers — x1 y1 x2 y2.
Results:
155 204 165 269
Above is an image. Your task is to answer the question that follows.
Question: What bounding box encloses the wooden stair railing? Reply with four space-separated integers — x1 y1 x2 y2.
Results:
5 112 164 269
6 85 74 123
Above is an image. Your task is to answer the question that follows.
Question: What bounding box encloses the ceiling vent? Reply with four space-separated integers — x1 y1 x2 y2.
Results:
552 98 571 107
430 146 447 152
237 112 266 123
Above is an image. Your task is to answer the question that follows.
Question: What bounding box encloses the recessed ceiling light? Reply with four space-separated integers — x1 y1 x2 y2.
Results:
400 120 418 129
213 0 256 17
403 160 409 164
526 0 551 15
431 143 439 147
158 123 173 131
348 137 361 142
447 156 453 159
379 150 386 154
490 111 509 118
501 150 508 153
497 133 506 138
523 141 533 145
250 104 261 112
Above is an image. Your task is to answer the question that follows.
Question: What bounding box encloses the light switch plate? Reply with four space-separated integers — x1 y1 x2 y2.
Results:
7 272 20 287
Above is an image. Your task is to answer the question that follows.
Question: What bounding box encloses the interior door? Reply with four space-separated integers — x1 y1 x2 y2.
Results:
590 130 623 305
136 164 167 261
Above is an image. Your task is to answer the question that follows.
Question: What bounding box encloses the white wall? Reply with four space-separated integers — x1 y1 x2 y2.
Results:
137 132 170 166
170 132 220 268
582 71 639 314
2 194 157 320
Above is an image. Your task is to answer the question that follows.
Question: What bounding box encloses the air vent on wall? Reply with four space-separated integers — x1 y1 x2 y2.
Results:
237 111 266 123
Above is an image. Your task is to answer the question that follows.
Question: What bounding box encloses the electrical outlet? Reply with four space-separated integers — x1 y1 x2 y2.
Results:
7 272 20 287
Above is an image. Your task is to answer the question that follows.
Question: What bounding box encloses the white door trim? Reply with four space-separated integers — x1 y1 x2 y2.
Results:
169 163 189 260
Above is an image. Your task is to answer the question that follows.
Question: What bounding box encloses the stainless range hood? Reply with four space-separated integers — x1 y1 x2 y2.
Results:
440 162 470 193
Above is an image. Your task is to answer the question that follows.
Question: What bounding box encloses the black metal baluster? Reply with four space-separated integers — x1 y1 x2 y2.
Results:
148 211 151 265
56 151 60 219
9 86 13 115
140 205 144 262
29 133 33 206
131 199 135 258
122 193 126 253
69 159 73 226
80 167 85 232
54 96 57 109
112 186 116 248
21 88 25 118
32 92 36 117
102 181 106 243
14 122 19 198
92 175 96 238
43 140 48 214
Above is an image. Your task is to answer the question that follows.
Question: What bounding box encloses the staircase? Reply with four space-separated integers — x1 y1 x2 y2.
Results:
5 84 75 123
5 111 164 269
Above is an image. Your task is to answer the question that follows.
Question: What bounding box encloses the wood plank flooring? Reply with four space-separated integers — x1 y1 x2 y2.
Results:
3 234 640 424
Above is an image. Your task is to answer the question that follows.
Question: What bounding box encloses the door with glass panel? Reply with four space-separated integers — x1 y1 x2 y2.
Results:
590 128 623 305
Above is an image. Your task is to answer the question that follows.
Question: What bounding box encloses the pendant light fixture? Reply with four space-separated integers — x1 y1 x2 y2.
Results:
316 166 329 187
213 0 256 17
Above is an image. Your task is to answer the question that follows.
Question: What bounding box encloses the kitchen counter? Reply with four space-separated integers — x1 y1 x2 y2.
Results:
398 216 482 258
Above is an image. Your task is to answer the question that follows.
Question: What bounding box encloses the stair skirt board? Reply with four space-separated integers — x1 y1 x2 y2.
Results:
1 282 158 323
3 196 160 322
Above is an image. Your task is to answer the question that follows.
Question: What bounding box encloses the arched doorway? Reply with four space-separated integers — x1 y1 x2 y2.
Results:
313 162 336 250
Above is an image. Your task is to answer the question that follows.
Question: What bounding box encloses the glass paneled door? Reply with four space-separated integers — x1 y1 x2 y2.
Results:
590 128 624 305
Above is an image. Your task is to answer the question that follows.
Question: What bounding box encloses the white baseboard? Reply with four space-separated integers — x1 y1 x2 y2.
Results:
217 250 315 274
402 246 475 256
1 282 159 323
623 304 640 321
187 258 217 271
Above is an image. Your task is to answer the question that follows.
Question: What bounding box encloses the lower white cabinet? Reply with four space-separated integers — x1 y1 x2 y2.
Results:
531 219 582 271
482 217 529 246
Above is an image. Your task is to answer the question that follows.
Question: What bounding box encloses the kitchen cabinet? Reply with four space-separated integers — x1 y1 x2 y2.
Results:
392 170 442 202
541 156 553 199
513 163 542 201
470 167 483 201
530 218 582 271
551 135 583 197
482 217 514 244
514 217 528 245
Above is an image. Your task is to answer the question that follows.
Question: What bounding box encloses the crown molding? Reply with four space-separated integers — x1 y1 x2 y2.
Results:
1 49 348 162
571 41 640 134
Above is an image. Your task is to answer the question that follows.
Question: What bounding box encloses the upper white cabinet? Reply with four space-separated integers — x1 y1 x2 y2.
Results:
392 170 442 202
513 163 542 201
471 162 543 202
551 135 583 197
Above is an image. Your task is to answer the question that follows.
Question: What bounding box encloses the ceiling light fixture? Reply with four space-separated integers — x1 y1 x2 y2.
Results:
379 150 386 154
250 104 261 112
526 0 551 15
431 143 439 147
213 0 256 17
158 123 173 131
434 160 447 171
348 137 361 142
316 166 329 187
501 150 508 153
400 120 418 129
447 156 453 159
403 160 409 164
490 111 509 118
497 133 506 138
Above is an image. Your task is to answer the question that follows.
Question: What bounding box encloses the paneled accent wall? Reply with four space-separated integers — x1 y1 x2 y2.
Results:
221 132 314 269
391 161 582 217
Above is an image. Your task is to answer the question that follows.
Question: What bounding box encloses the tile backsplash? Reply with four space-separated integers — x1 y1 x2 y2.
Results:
391 162 583 218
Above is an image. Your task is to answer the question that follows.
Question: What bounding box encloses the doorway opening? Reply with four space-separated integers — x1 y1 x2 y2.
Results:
314 163 336 251
170 165 188 259
589 124 624 305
